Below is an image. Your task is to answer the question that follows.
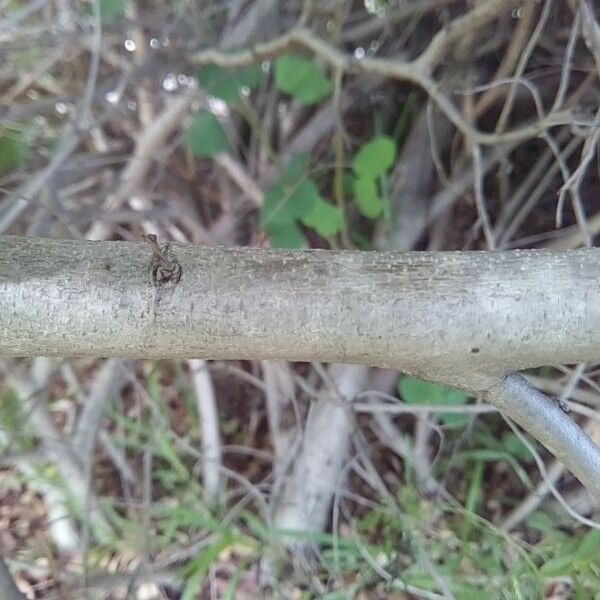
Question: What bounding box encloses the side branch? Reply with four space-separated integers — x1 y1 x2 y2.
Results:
484 374 600 504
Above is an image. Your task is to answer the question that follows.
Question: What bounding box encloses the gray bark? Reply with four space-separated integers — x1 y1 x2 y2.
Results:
485 374 600 504
2 235 600 391
273 364 369 544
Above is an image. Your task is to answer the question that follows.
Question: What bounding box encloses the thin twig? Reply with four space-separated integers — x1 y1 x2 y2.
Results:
500 135 582 247
415 0 519 73
494 0 554 133
474 1 537 116
87 90 198 240
192 26 576 148
79 0 102 128
472 144 495 248
500 363 588 530
501 415 600 529
551 8 582 112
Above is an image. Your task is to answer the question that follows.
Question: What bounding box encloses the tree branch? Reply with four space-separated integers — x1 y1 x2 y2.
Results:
484 373 600 505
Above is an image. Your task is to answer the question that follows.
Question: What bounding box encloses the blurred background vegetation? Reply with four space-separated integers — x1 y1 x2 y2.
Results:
1 0 600 598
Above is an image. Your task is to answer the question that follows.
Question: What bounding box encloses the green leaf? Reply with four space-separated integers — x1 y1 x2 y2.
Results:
185 111 229 158
353 135 396 179
261 184 306 249
288 179 321 219
274 55 332 105
575 529 600 562
260 153 342 246
501 432 531 461
99 0 127 23
261 182 288 227
399 377 468 406
398 376 469 426
155 435 190 480
353 176 383 219
0 127 29 172
261 179 319 230
260 154 313 231
460 460 484 543
301 197 345 237
197 64 263 103
465 460 484 515
182 531 235 596
237 65 263 89
152 468 184 491
156 506 222 543
540 553 576 577
268 221 307 249
282 152 311 186
525 511 558 533
0 388 22 434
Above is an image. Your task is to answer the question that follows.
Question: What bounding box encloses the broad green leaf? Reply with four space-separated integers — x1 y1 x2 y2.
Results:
185 110 229 158
301 197 345 237
353 176 383 219
261 185 306 248
399 377 468 406
282 152 311 186
441 412 469 428
0 127 29 172
261 182 289 228
275 55 332 105
99 0 127 23
353 135 396 179
288 179 320 219
398 376 469 426
261 178 319 229
236 65 263 89
260 154 342 246
268 221 307 249
197 64 263 103
260 154 313 230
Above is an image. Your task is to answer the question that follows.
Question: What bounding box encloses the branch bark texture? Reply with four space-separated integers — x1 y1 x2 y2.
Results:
2 236 600 391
